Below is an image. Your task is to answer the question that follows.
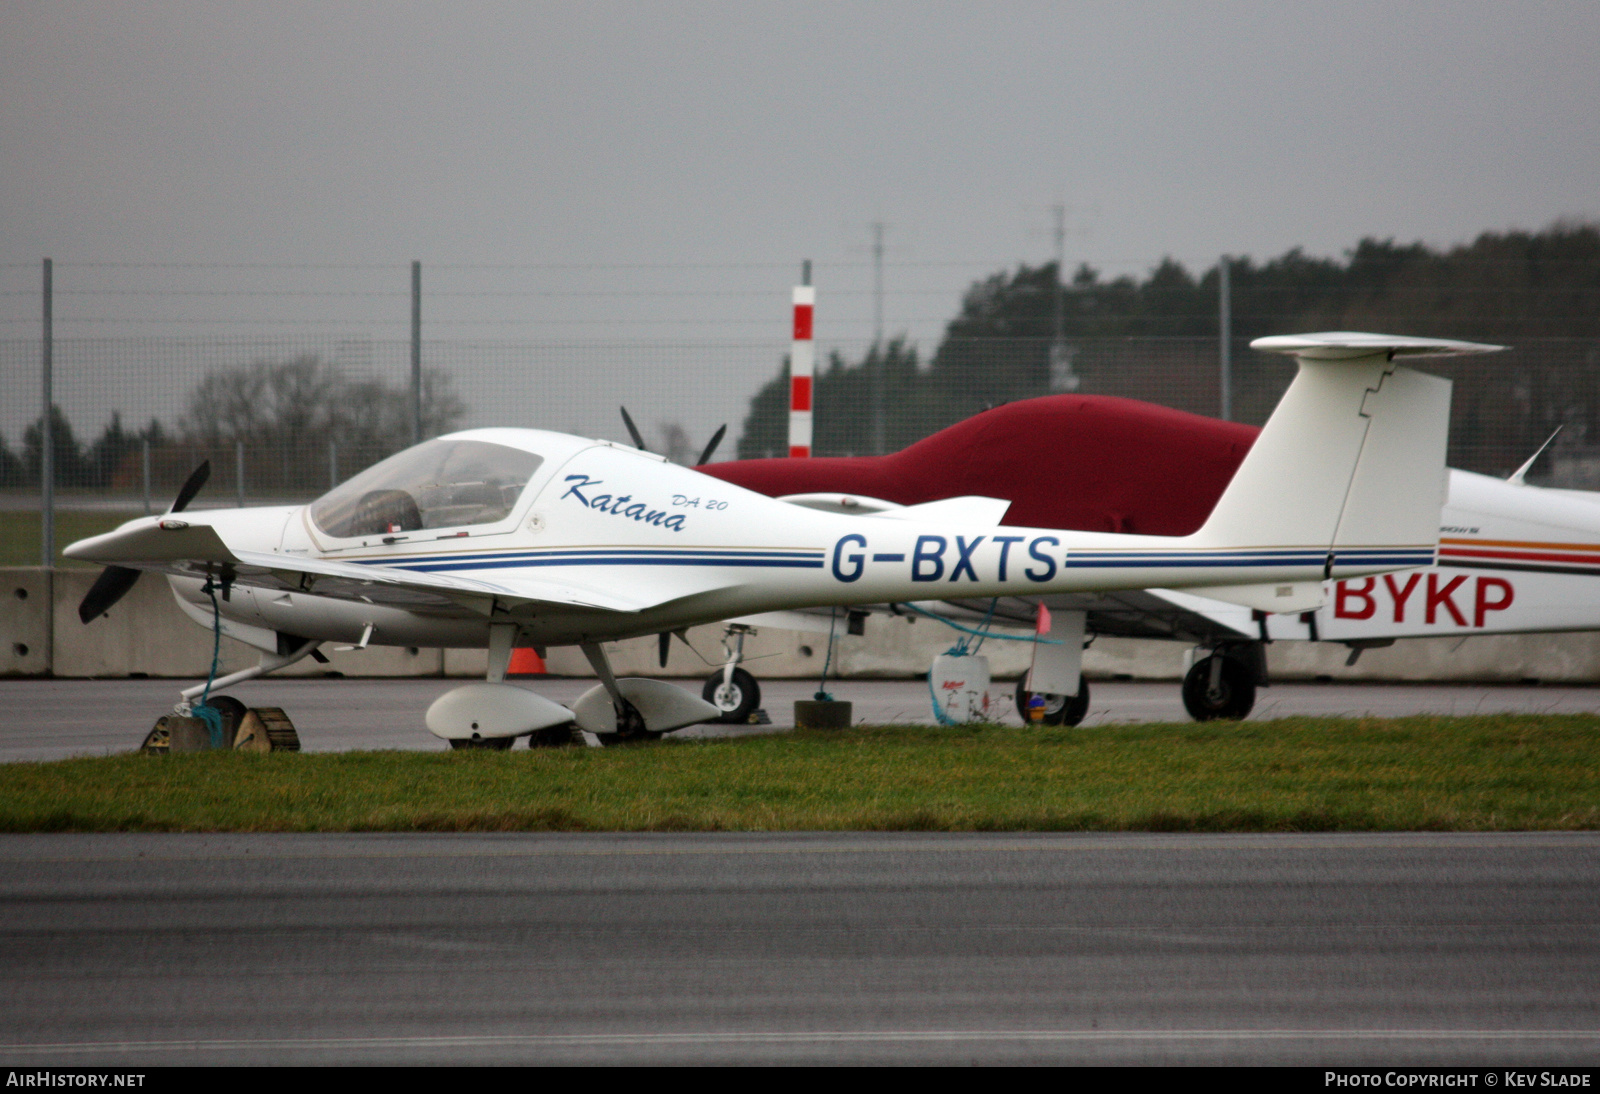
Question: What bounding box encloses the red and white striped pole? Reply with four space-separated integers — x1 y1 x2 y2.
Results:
788 263 814 458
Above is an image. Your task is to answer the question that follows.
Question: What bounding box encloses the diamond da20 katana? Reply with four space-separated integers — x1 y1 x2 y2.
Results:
64 333 1490 747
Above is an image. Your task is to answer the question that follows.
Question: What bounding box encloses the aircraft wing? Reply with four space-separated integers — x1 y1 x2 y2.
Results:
226 551 649 615
748 589 1261 644
934 591 1261 642
63 522 649 616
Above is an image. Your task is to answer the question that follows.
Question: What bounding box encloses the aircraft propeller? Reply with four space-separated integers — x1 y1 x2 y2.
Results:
656 628 691 669
78 460 211 625
696 424 726 466
618 408 727 465
619 406 649 451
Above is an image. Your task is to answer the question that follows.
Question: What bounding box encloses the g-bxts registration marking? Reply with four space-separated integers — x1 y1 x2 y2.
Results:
831 533 1061 583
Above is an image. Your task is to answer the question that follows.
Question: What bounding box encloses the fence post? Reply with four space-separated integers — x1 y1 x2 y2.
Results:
142 437 151 514
328 439 338 489
40 258 53 569
235 440 245 509
411 260 422 445
1218 255 1232 421
40 257 53 675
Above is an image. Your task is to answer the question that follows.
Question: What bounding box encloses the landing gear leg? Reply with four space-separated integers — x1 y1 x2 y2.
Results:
175 639 323 712
580 642 660 744
702 625 762 723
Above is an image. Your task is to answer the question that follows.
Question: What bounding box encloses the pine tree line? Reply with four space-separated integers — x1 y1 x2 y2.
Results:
736 222 1600 460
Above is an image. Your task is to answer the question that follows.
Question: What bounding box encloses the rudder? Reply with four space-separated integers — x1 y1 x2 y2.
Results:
1192 332 1500 560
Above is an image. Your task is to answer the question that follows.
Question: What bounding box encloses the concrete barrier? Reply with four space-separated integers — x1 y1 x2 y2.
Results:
5 567 1035 681
1080 632 1600 684
0 570 52 677
5 568 441 679
6 567 1600 684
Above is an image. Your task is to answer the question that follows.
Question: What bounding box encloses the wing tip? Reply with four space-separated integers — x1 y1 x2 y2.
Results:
1251 331 1507 360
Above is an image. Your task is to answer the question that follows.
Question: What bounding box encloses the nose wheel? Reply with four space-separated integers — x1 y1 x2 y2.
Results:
702 667 761 724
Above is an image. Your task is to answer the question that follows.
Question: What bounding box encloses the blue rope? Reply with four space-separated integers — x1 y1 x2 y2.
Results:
191 578 225 748
966 598 1000 656
814 607 837 701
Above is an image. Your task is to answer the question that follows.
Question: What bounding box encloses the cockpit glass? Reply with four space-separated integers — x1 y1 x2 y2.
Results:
310 439 542 538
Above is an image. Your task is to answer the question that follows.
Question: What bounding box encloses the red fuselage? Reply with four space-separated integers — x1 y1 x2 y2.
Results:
700 395 1260 537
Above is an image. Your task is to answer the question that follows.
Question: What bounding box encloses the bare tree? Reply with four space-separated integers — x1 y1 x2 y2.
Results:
179 356 467 491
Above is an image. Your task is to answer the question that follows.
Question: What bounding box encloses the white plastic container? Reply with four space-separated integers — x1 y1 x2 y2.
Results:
929 652 992 724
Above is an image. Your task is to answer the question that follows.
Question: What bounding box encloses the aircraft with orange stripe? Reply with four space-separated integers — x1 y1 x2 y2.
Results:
1318 471 1600 641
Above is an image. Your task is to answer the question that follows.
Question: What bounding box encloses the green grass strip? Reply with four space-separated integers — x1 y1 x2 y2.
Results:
3 715 1599 833
1 509 142 568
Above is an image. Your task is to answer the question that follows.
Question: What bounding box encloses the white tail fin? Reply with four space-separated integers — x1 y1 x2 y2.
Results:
1193 332 1502 575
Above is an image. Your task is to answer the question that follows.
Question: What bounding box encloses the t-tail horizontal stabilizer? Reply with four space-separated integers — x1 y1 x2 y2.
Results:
1190 332 1504 583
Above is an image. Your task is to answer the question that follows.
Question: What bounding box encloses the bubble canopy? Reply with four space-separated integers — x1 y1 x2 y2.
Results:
310 438 543 539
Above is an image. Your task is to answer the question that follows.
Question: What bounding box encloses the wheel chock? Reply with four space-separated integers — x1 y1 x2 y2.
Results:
238 707 300 752
139 708 300 753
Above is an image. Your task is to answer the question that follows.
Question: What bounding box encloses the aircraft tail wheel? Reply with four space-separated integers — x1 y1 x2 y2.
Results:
1014 677 1091 727
1181 656 1256 721
702 668 761 724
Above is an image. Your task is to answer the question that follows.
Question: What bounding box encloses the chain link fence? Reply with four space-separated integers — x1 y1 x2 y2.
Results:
5 332 1600 511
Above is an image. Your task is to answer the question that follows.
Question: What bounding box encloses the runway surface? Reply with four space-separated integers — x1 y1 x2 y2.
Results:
4 676 1600 762
0 832 1597 1065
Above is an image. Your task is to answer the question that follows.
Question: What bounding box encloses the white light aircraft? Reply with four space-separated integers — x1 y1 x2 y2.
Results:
749 460 1600 726
64 333 1493 747
703 333 1600 726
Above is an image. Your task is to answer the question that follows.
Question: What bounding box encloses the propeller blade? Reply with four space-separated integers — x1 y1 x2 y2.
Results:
82 459 210 624
619 407 648 451
78 565 141 625
170 460 211 513
658 631 671 669
696 424 727 466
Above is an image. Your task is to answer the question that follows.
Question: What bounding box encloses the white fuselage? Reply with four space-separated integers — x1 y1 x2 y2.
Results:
1170 468 1600 645
165 428 1434 654
1317 468 1600 639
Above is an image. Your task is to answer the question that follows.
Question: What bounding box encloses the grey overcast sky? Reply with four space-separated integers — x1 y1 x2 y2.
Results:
3 1 1599 442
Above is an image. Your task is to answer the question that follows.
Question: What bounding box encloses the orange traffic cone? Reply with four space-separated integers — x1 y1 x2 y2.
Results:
508 647 547 676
